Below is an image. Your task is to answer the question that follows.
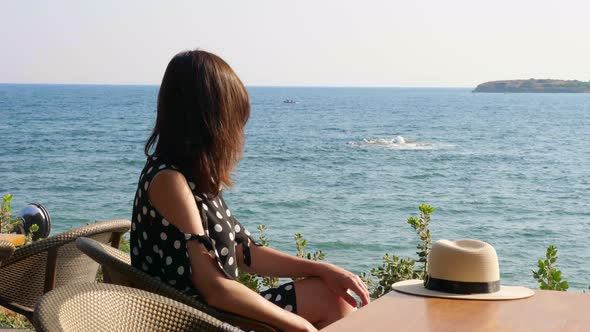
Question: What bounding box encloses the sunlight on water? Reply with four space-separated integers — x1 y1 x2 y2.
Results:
347 136 454 150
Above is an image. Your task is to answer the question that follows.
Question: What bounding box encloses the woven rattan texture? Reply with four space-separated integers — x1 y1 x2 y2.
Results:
0 241 15 265
33 282 242 332
0 220 130 314
76 237 278 332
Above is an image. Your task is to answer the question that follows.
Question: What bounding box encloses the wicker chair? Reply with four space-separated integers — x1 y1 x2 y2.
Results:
33 282 243 332
76 237 279 332
0 241 16 266
0 219 130 321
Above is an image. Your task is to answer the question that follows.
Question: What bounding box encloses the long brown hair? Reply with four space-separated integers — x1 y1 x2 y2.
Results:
145 50 250 195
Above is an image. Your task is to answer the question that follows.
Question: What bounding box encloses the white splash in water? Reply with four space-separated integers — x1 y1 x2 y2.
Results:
348 136 452 150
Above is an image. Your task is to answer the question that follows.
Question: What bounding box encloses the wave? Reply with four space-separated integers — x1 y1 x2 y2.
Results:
348 136 452 150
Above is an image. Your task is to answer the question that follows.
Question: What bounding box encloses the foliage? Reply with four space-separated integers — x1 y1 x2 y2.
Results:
258 225 280 289
0 194 40 245
294 233 325 262
361 254 421 299
238 224 276 292
0 195 36 328
0 308 32 329
533 245 569 291
119 234 130 253
0 195 17 234
361 204 435 299
237 270 261 292
238 225 326 291
291 232 325 282
407 204 435 276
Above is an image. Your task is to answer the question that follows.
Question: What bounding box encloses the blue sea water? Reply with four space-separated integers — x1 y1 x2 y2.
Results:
1 84 589 290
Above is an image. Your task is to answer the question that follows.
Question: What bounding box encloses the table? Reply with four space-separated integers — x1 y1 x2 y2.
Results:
321 289 590 332
0 234 25 246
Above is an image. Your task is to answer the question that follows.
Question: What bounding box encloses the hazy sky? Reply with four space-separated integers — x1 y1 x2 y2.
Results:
1 0 589 87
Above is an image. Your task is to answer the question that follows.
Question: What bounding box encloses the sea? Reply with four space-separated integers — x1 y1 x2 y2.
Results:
1 84 589 290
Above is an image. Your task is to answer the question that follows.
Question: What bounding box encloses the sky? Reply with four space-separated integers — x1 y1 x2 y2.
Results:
1 0 589 87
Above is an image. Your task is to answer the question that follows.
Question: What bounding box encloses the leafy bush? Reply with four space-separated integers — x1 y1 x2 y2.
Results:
361 204 435 299
238 224 276 292
294 233 325 261
238 225 325 291
0 195 18 234
0 308 32 330
407 204 435 276
0 194 40 244
256 224 280 289
361 254 421 299
533 245 569 291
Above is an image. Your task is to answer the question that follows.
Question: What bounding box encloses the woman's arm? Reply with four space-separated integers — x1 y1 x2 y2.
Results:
149 171 316 332
238 241 371 307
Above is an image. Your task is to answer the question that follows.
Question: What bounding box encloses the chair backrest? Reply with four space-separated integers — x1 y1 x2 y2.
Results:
33 282 243 332
0 219 130 319
0 240 15 266
76 237 279 332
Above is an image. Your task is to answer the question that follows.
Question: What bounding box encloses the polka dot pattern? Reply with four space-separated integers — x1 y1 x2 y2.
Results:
130 156 270 303
259 281 298 314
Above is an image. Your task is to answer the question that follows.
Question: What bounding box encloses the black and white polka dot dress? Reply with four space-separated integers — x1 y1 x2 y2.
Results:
130 156 297 317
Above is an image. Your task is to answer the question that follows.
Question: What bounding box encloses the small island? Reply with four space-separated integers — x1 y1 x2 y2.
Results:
473 79 590 93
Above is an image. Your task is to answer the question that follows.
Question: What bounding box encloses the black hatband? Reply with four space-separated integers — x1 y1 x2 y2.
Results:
424 275 500 294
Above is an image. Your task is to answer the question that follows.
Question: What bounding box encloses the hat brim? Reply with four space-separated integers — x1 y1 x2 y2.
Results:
392 280 535 300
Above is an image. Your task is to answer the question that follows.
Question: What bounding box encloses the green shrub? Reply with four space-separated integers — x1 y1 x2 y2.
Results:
1 194 40 244
0 195 18 234
533 245 569 291
238 224 275 292
361 204 435 299
294 233 325 262
407 204 435 276
361 254 421 299
0 309 32 329
238 225 325 291
256 224 280 289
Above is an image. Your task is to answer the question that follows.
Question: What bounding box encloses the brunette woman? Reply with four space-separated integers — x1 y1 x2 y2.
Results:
130 50 369 332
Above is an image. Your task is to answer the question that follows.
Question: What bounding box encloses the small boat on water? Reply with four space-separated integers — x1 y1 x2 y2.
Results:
283 99 297 104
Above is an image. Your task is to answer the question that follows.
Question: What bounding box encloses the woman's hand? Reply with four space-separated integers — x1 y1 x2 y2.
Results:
316 263 371 307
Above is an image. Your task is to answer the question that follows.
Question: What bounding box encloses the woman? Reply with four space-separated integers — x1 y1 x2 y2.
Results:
130 50 369 332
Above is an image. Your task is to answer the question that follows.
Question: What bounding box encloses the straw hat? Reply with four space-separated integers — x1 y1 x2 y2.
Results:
392 239 534 300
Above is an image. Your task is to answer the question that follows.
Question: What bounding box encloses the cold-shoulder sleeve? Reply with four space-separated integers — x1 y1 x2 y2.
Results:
184 231 237 280
232 216 263 267
215 194 262 268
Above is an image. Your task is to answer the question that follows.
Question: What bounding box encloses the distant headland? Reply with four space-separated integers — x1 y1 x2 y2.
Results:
473 79 590 93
